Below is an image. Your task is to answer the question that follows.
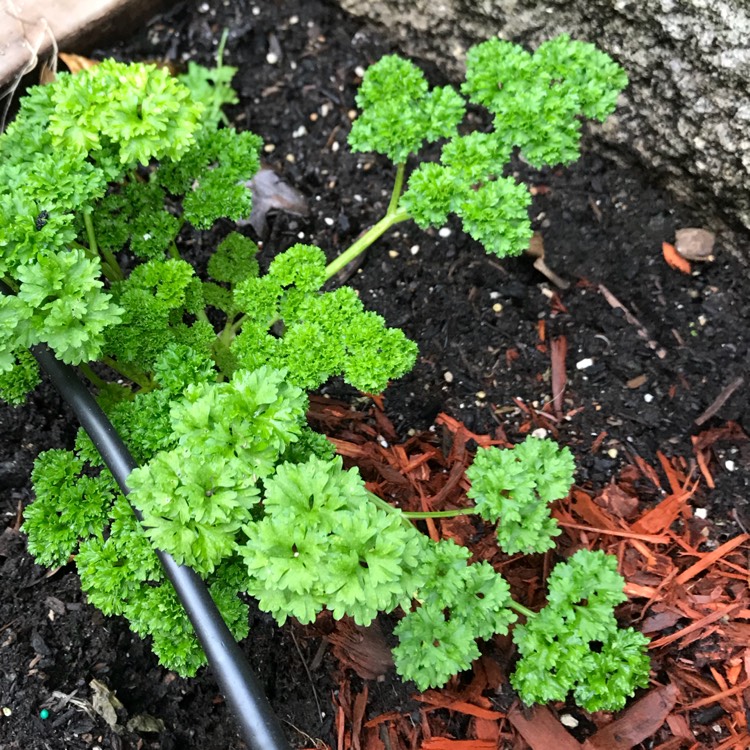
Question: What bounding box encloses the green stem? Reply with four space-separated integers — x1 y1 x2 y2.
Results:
324 208 410 280
83 210 124 281
401 508 476 520
217 28 229 67
509 600 536 619
82 210 98 256
364 489 538 619
78 363 108 390
101 356 153 391
387 162 406 215
1 276 18 293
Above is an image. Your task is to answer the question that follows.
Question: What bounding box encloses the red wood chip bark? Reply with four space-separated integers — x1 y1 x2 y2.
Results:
507 704 584 750
582 684 678 749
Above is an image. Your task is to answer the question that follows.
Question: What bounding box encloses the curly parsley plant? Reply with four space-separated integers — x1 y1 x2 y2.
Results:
3 36 648 712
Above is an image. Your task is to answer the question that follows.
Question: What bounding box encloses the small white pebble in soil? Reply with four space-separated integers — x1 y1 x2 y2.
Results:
725 460 736 471
266 52 279 65
289 14 299 24
285 153 295 163
443 371 454 383
489 291 501 299
348 109 358 120
290 61 297 71
354 65 366 78
410 244 420 255
476 391 486 399
263 143 276 153
378 436 389 448
2 707 12 716
324 217 335 227
388 250 399 258
297 232 305 239
438 227 452 238
492 303 503 312
531 427 548 439
644 393 654 403
698 314 708 326
694 507 708 519
198 1 210 11
292 125 307 138
252 6 260 15
407 428 417 436
560 714 579 729
320 102 331 118
576 358 594 370
607 448 618 459
331 141 340 152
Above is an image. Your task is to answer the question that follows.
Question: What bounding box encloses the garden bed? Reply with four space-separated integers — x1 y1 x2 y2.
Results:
0 0 748 748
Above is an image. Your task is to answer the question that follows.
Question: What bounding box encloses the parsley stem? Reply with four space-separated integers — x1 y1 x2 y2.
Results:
78 362 108 390
82 210 98 256
83 210 123 281
508 600 536 619
100 356 153 391
364 489 476 526
324 207 410 280
401 508 475 519
1 276 18 293
217 28 229 67
387 162 406 215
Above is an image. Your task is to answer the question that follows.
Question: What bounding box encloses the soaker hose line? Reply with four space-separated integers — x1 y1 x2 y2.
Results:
30 343 292 750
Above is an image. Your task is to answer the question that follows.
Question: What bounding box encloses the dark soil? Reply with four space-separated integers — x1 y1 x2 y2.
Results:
1 0 748 748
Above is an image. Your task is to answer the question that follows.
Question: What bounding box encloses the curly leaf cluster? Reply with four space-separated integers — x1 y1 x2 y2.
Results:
240 455 427 626
93 180 181 261
511 550 650 711
393 540 517 690
463 35 628 168
231 244 417 393
156 127 262 229
23 449 117 566
0 249 123 369
104 258 211 370
128 366 307 573
398 128 532 259
0 59 231 397
466 437 573 554
348 55 465 163
0 348 41 405
391 35 626 256
48 59 203 167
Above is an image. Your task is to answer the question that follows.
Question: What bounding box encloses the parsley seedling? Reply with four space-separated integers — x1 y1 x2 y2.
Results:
1 35 648 711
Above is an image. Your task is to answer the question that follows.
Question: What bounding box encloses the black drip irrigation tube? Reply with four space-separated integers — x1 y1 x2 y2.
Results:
32 344 292 750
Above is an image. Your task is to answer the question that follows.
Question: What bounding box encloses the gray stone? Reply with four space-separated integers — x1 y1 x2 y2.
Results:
336 0 750 266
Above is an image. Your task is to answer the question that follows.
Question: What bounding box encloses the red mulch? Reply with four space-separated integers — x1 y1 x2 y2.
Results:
305 395 750 750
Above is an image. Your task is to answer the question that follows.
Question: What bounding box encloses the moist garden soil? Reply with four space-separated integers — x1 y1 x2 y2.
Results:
1 0 748 748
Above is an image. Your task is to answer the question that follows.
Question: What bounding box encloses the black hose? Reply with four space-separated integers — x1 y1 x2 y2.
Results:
31 344 292 750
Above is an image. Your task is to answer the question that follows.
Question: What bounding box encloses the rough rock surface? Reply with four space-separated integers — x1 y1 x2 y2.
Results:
336 0 750 266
